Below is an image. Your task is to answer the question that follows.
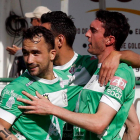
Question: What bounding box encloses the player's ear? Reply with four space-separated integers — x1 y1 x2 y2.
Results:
50 49 56 60
106 35 115 46
57 34 64 48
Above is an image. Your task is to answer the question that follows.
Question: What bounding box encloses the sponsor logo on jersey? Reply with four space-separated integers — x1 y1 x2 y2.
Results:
2 88 22 98
107 85 122 100
110 76 127 90
26 80 35 87
73 126 84 137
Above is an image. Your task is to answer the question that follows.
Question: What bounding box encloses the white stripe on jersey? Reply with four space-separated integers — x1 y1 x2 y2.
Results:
0 108 16 124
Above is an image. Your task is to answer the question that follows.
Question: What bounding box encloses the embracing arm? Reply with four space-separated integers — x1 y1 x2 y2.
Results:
120 50 140 68
17 91 116 134
51 102 116 134
0 119 17 140
99 50 140 86
123 104 140 140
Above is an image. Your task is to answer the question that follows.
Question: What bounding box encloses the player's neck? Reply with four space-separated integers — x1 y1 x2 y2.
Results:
97 46 114 63
38 65 56 80
54 47 74 66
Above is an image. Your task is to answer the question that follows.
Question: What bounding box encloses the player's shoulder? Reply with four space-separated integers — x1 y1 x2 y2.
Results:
77 54 97 60
76 54 98 65
5 71 33 89
115 63 135 81
117 63 134 74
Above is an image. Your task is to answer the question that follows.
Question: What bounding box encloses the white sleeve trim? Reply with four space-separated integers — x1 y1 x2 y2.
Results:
100 95 121 112
0 108 16 124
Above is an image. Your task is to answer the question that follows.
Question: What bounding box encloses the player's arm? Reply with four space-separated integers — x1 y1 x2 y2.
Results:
17 91 117 134
123 104 140 140
99 50 140 86
6 45 21 55
120 50 140 68
0 119 17 140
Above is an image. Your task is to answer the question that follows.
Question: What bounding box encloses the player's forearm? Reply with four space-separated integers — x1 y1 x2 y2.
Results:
51 105 105 134
122 124 140 140
0 124 17 140
122 104 140 140
120 50 140 68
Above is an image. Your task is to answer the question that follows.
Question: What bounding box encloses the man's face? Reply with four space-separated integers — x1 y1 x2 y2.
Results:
41 23 59 64
31 18 41 26
85 19 107 55
22 37 55 78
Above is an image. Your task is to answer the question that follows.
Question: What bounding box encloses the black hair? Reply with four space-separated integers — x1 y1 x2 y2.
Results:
96 10 130 51
41 11 76 47
23 26 54 51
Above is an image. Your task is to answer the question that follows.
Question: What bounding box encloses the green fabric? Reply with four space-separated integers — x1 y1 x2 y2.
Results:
54 54 98 140
0 69 69 140
73 63 135 140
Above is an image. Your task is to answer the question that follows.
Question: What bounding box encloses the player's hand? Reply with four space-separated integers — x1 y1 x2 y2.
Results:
6 45 21 55
17 91 54 115
98 51 121 86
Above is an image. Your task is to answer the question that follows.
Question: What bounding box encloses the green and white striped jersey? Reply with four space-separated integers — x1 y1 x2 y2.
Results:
54 52 98 111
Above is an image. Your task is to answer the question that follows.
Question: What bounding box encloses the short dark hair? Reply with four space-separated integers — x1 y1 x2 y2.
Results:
96 10 130 51
41 11 76 47
23 26 54 51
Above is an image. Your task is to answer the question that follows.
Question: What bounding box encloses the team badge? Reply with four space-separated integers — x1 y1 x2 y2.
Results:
43 94 50 100
6 96 15 108
69 64 76 74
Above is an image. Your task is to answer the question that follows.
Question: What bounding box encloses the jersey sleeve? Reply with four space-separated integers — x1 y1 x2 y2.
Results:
0 82 30 123
103 63 135 105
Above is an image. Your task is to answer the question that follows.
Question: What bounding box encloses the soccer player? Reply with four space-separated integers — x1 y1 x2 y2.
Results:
0 26 69 139
17 10 140 139
40 11 140 139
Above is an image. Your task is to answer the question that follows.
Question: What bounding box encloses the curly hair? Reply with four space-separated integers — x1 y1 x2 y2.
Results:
41 11 76 47
23 26 54 51
96 10 130 51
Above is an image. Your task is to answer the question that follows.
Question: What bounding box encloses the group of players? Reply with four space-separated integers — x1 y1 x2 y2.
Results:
0 6 140 140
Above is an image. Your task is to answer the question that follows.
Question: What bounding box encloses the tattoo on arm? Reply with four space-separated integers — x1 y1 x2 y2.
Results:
0 128 12 138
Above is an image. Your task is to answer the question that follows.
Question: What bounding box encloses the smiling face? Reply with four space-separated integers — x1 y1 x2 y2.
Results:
85 19 107 56
22 37 55 78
